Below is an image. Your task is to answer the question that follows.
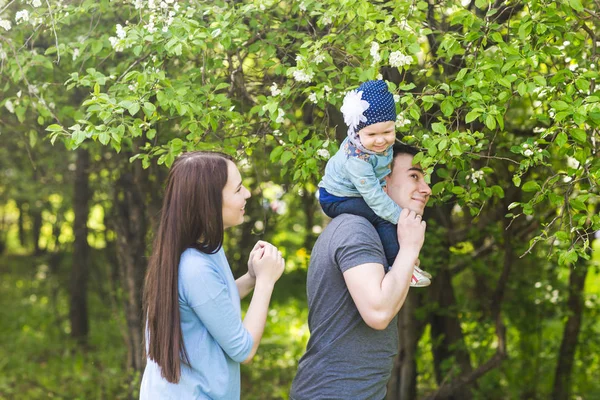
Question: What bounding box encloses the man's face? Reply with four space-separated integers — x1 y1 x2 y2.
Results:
384 153 431 215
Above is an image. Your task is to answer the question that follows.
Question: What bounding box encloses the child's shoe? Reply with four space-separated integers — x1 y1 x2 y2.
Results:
410 267 431 287
414 265 432 279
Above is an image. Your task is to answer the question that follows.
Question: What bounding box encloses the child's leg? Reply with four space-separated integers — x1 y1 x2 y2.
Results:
320 197 398 267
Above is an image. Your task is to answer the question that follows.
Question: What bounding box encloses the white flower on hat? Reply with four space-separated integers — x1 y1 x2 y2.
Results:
340 90 369 134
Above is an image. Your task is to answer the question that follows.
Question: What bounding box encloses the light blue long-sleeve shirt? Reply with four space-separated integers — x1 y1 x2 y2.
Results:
318 138 401 224
140 247 253 400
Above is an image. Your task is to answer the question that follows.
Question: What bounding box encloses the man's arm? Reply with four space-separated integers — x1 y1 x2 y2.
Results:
343 209 425 330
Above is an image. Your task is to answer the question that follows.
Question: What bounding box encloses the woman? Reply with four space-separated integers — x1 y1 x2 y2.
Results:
140 151 285 399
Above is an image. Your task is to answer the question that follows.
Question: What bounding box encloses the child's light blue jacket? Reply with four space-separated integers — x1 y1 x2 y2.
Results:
318 138 401 224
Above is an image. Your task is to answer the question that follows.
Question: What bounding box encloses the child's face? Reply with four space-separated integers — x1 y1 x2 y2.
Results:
357 121 396 153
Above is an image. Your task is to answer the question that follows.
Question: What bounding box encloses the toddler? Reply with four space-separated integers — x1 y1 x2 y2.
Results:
318 80 431 287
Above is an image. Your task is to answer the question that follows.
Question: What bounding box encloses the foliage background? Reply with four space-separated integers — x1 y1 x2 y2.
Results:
1 0 599 398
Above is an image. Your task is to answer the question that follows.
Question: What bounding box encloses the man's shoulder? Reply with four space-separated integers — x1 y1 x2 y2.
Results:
316 214 381 252
326 214 378 234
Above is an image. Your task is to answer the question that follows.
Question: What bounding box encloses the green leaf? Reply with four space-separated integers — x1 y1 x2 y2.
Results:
452 186 465 195
432 182 445 195
98 131 110 145
431 123 447 135
465 110 480 123
270 146 284 162
128 103 140 116
280 150 293 165
441 100 454 116
533 76 547 86
556 131 568 148
46 124 63 132
571 129 586 143
517 81 527 96
551 100 569 111
569 0 584 12
498 77 511 89
570 198 587 211
485 115 497 130
522 181 541 192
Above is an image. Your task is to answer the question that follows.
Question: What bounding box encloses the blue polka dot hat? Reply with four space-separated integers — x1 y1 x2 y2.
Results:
341 79 397 154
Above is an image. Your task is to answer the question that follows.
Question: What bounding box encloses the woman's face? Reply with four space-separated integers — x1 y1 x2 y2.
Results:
222 160 251 229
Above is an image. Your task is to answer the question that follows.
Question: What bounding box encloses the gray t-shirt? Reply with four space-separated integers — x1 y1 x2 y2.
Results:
290 214 398 400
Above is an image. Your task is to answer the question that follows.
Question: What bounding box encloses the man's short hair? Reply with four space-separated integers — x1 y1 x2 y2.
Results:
392 143 420 157
390 143 421 172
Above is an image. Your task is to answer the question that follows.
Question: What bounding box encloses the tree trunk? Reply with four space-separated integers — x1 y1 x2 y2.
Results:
302 185 318 250
69 148 92 344
17 200 26 248
551 261 588 400
113 156 148 371
387 291 426 400
31 206 43 255
428 205 473 400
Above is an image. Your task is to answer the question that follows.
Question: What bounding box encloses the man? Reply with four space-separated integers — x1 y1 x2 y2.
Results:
290 143 431 399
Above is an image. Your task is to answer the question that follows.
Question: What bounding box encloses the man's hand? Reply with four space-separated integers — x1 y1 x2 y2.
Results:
396 208 426 252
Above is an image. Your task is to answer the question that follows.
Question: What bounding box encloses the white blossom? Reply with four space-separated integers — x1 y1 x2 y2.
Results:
316 149 330 159
323 85 331 93
393 94 400 103
299 2 306 11
109 37 123 52
376 73 383 80
295 54 303 63
370 41 381 65
145 21 157 33
270 83 281 97
470 170 484 184
524 149 534 157
31 0 42 7
321 14 332 25
4 99 14 114
395 113 411 128
292 68 314 83
72 48 80 61
313 51 325 65
134 0 143 9
276 108 285 124
15 10 29 24
389 51 413 68
522 143 529 149
308 92 318 104
116 24 126 39
567 157 580 169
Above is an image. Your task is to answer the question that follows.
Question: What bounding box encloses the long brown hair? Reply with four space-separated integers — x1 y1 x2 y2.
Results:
143 151 233 383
